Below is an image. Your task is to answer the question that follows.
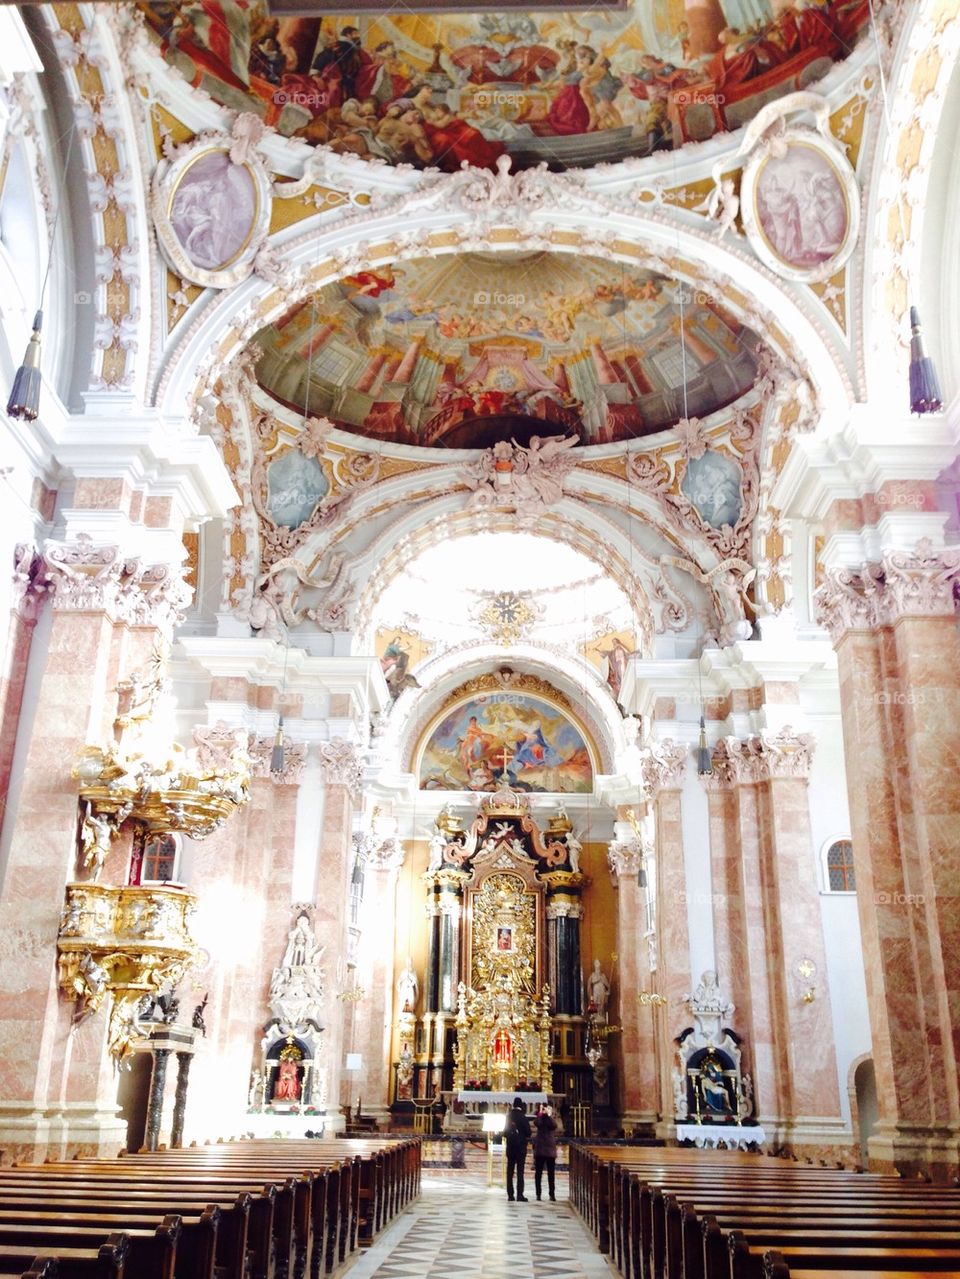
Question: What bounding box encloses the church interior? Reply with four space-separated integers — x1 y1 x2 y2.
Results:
0 0 959 1274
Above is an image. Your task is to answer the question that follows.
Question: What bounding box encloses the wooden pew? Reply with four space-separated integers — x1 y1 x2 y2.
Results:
569 1143 960 1279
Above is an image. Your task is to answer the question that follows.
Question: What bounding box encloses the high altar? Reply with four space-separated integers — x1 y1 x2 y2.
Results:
393 783 592 1122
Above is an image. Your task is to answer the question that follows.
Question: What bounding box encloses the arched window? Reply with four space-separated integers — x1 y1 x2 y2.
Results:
824 838 856 893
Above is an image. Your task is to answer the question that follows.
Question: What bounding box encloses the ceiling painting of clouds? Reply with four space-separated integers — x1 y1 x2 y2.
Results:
138 2 870 172
252 252 762 449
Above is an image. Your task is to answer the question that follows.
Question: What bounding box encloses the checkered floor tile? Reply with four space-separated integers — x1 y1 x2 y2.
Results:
342 1168 617 1279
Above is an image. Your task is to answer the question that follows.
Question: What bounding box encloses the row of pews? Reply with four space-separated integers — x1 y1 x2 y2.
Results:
0 1135 420 1279
570 1143 960 1279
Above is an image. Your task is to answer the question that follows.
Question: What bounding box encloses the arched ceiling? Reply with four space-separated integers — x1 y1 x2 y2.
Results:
252 250 762 448
136 1 870 173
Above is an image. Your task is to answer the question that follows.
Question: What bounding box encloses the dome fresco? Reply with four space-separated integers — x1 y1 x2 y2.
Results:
138 1 870 172
252 251 762 448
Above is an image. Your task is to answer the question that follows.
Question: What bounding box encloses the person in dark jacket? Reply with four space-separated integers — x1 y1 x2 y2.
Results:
533 1103 559 1201
504 1096 532 1201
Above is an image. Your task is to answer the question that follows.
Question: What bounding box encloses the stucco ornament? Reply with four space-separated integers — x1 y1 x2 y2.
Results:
151 114 273 289
463 436 579 518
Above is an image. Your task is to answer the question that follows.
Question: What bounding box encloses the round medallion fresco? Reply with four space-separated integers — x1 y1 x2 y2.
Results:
138 2 870 172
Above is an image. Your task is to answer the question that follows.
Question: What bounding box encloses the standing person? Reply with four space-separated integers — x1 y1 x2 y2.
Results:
504 1097 531 1202
533 1103 559 1201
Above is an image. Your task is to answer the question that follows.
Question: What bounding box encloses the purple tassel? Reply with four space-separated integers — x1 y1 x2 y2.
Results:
909 306 943 415
6 310 43 421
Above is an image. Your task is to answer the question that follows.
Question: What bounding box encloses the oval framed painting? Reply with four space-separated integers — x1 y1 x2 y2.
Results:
151 138 272 288
740 128 860 285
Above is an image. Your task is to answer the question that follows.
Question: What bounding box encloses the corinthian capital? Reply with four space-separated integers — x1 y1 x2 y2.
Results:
813 565 884 644
815 539 960 644
607 839 644 882
882 538 960 624
709 727 814 786
12 543 48 622
639 738 688 795
42 534 192 636
318 737 364 795
248 734 308 785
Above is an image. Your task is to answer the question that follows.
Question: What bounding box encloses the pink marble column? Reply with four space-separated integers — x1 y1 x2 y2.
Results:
706 731 843 1150
816 542 960 1178
393 339 423 385
591 343 620 386
608 840 659 1131
354 353 387 394
641 742 692 1131
680 320 717 364
625 354 654 395
0 546 45 816
350 837 404 1120
298 323 335 359
0 537 191 1161
315 740 363 1117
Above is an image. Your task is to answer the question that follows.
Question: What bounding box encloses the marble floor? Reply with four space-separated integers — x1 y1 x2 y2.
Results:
343 1166 618 1279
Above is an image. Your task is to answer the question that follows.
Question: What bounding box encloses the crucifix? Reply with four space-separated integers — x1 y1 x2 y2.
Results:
499 745 513 778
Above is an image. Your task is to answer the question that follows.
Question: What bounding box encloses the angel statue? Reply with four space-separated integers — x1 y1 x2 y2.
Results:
693 175 740 239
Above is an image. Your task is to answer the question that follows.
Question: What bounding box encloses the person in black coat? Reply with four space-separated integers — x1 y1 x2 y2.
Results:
504 1097 531 1201
533 1103 559 1201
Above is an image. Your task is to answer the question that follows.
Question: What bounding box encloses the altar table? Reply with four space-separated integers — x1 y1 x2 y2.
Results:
676 1122 766 1150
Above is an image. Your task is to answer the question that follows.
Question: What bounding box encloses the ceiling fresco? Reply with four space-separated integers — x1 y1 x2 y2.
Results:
138 2 869 171
252 251 762 448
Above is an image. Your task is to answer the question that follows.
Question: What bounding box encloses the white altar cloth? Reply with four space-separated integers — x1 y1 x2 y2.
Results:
456 1090 548 1107
676 1123 765 1150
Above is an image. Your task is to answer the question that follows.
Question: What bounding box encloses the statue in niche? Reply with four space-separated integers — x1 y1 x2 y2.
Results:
269 912 326 1030
587 959 610 1020
565 831 583 874
282 912 318 968
687 970 734 1019
396 958 419 1013
274 1057 301 1101
427 830 446 871
700 1052 734 1114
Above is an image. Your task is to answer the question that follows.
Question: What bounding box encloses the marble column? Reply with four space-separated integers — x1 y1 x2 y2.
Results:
316 739 364 1117
608 839 659 1132
355 353 387 394
591 342 620 385
422 869 469 1091
625 354 653 395
641 741 692 1134
706 730 845 1152
816 540 960 1178
145 1048 171 1152
393 339 423 385
0 545 45 815
544 873 585 1017
352 835 405 1119
0 535 190 1162
170 1052 193 1148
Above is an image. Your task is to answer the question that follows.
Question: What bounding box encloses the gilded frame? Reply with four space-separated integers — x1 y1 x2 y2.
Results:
151 139 273 289
740 127 860 285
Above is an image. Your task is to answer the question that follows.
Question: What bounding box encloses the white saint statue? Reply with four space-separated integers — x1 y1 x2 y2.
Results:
396 957 418 1013
282 912 315 969
588 959 610 1018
